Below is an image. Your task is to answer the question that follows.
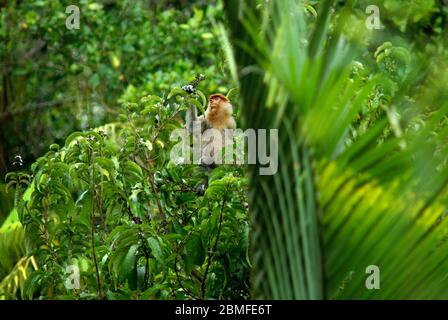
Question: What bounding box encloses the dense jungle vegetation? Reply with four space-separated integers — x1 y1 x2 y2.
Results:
1 0 448 300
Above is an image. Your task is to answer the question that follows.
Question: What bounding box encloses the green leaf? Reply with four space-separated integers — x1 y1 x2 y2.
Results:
49 144 60 151
65 132 84 146
168 87 187 99
147 237 163 263
187 97 204 114
121 244 138 290
185 233 205 270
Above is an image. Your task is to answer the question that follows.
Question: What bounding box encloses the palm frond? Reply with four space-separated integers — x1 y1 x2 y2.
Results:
224 0 448 299
0 210 26 279
0 256 38 300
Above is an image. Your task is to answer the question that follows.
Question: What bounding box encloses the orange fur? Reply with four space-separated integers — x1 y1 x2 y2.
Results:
205 94 236 130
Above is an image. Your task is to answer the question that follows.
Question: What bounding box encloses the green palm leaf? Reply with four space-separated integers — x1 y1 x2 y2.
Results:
224 0 448 299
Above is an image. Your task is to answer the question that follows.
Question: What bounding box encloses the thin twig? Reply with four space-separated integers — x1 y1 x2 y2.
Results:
174 257 199 300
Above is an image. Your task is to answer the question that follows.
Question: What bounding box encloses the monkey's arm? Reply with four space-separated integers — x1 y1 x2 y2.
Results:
185 104 210 194
186 104 206 134
185 104 197 133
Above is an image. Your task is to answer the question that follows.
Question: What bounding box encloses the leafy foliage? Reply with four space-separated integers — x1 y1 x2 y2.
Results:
2 89 250 300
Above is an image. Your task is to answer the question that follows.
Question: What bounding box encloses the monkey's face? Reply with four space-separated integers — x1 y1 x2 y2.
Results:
208 96 221 113
206 94 231 118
